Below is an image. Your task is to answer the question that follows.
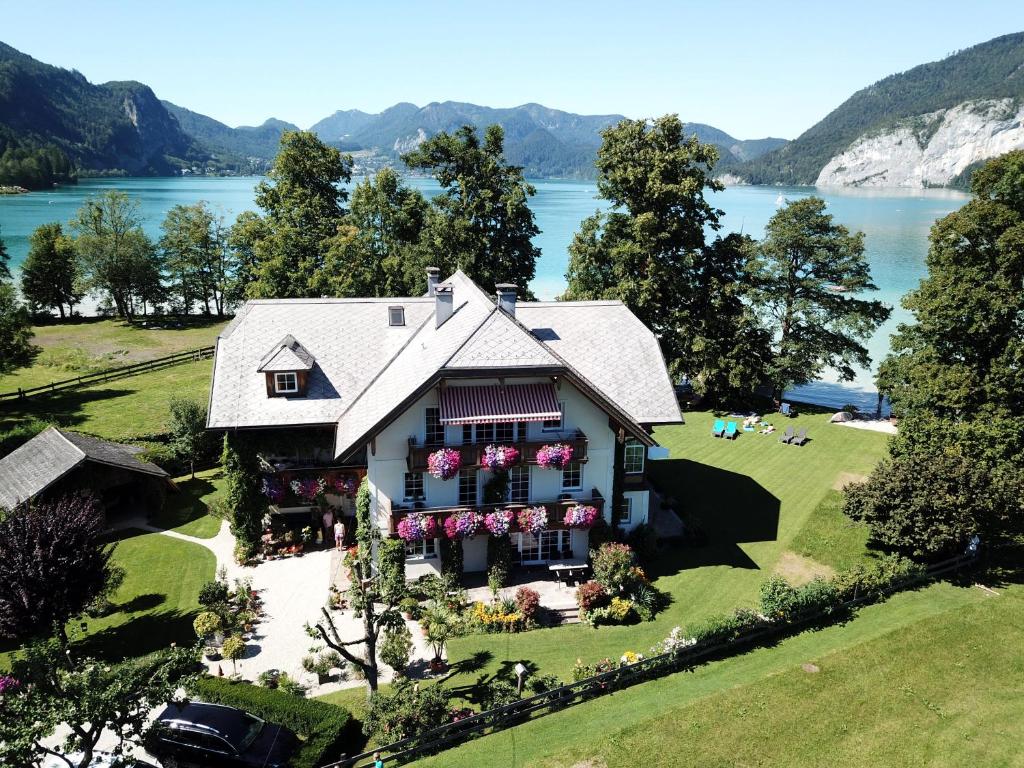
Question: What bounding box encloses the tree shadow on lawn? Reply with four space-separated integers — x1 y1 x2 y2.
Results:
648 459 780 576
153 473 222 527
0 387 137 429
74 609 200 662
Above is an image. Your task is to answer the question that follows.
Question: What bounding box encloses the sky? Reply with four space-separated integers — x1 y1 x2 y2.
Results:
4 0 1024 139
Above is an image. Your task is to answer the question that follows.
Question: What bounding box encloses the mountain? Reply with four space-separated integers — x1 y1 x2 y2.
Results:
739 32 1024 187
310 101 785 179
162 101 298 162
0 40 212 182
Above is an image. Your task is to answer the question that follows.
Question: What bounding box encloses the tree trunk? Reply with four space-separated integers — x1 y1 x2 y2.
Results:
57 304 65 319
190 459 196 480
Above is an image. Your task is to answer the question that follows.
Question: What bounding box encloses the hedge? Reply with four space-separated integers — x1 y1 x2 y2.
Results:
190 676 362 767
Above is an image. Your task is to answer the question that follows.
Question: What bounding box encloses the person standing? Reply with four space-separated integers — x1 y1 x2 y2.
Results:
321 507 335 547
334 518 346 550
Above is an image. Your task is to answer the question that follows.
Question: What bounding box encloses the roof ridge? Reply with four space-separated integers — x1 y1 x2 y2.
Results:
51 427 87 462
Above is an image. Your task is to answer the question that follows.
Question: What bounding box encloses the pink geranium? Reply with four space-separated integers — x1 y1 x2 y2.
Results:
564 504 599 529
517 505 548 535
444 510 483 540
482 444 520 472
290 477 325 501
427 448 462 480
536 443 573 470
484 509 514 537
397 513 437 542
332 476 357 496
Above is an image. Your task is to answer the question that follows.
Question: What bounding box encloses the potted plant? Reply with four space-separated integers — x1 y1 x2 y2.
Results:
482 444 520 471
303 651 342 685
536 443 573 470
193 611 224 659
397 513 438 542
399 596 421 620
221 636 246 675
427 447 462 480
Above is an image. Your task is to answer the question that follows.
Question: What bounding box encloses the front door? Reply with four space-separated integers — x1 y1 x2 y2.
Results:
518 530 568 565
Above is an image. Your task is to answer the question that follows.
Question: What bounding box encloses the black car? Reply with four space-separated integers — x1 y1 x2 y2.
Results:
147 701 298 768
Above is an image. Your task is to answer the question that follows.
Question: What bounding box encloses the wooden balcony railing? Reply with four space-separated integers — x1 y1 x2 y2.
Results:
407 429 589 472
382 488 604 533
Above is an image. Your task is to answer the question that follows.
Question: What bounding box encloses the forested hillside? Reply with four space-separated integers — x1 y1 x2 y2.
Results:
740 32 1024 184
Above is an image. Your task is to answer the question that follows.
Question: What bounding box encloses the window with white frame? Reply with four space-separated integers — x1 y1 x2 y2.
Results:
624 439 645 474
619 497 633 525
542 403 564 431
561 461 582 491
458 469 477 506
404 472 424 501
425 407 444 446
273 371 298 394
405 537 437 558
508 465 529 503
388 306 405 326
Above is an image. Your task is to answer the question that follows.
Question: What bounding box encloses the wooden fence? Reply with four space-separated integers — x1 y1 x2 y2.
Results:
328 551 979 768
0 346 215 402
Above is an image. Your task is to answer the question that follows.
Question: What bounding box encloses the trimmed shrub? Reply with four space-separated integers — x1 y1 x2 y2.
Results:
486 535 513 589
364 678 450 743
380 623 414 674
514 586 540 626
591 542 635 592
198 579 230 609
687 608 765 646
190 676 359 768
440 536 464 580
759 575 800 621
377 538 407 604
480 676 520 710
626 523 659 565
576 580 608 612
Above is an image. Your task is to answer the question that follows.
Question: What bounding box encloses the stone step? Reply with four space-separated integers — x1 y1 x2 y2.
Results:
549 606 581 625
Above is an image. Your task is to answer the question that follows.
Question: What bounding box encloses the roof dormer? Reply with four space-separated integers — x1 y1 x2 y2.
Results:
258 335 315 398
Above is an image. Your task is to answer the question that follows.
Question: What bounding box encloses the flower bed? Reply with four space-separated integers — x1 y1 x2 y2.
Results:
564 504 599 529
482 444 520 471
397 513 437 542
427 448 462 480
536 443 573 470
517 505 548 535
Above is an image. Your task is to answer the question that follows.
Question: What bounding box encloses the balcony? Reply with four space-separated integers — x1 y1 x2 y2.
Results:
407 429 589 472
382 488 605 532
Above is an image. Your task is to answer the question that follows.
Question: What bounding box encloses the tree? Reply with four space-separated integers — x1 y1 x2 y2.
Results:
69 191 164 318
403 124 540 296
563 115 769 403
0 494 113 645
748 197 891 399
169 396 210 479
221 433 265 560
321 168 430 297
160 202 234 316
239 131 353 299
852 152 1024 556
309 479 402 695
20 222 82 318
0 639 197 768
0 281 34 374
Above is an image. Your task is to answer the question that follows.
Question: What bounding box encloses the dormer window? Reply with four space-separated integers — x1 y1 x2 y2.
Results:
258 335 315 398
389 306 405 326
274 372 298 394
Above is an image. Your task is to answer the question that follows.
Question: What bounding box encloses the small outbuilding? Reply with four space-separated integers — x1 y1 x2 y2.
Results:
0 427 171 515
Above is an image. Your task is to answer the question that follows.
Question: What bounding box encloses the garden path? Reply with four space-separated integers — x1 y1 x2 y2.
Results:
112 517 437 695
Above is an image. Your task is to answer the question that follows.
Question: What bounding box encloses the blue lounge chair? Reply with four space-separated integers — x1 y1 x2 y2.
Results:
712 419 726 438
725 421 738 439
780 402 792 417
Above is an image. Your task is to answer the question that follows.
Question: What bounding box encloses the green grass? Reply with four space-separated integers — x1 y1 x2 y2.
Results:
0 358 213 440
416 583 1018 767
151 468 227 539
0 316 226 393
0 528 215 668
440 410 890 686
791 489 873 571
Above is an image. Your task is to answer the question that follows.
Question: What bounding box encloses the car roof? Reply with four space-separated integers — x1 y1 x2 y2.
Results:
157 701 262 745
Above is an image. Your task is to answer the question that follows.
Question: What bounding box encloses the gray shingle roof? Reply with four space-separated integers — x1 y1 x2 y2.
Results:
257 335 316 372
208 271 683 457
0 428 168 510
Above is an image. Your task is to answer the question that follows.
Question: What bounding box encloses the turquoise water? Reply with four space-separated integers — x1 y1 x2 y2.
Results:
0 177 968 409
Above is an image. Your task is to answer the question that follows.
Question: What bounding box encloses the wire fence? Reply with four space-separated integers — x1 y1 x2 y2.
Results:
0 346 215 402
327 551 978 768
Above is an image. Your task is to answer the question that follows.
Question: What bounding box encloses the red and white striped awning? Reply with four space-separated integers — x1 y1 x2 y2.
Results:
439 383 561 425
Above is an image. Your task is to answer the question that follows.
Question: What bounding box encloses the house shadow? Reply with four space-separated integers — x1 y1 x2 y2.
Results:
648 458 780 576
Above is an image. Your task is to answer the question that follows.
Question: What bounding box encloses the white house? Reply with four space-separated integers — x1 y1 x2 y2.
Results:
207 269 682 573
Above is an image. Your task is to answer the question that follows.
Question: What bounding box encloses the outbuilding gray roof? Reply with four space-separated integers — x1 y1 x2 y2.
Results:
207 271 683 458
0 427 168 510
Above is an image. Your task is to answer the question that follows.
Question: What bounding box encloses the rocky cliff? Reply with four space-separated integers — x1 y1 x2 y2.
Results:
816 99 1024 187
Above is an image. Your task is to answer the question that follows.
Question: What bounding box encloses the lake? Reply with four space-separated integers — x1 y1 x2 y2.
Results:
0 176 969 410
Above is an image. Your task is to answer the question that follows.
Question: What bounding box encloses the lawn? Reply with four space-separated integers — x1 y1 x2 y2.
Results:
417 582 1019 767
0 358 213 441
440 410 890 686
0 316 226 394
791 489 873 572
0 528 216 667
151 468 227 538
